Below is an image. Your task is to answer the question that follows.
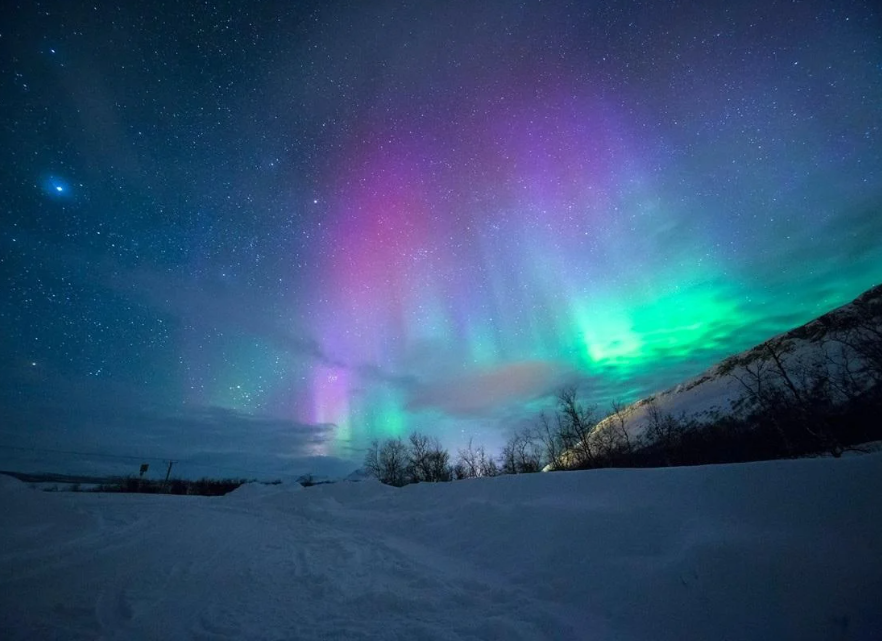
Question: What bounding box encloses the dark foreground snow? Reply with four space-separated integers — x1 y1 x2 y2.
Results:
0 453 880 639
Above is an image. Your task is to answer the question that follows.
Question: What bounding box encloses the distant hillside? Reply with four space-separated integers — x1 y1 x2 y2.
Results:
554 285 881 468
614 285 878 436
0 471 122 485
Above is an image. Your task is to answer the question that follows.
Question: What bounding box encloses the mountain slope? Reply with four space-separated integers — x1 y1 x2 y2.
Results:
587 284 881 450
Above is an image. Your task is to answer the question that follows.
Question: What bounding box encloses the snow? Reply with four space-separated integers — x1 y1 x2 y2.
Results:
0 454 880 639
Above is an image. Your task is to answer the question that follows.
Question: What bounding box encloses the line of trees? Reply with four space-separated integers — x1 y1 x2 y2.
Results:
364 306 881 486
363 432 503 486
85 477 250 496
363 387 627 486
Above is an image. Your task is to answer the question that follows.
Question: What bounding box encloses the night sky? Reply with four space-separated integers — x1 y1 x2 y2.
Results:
0 0 881 479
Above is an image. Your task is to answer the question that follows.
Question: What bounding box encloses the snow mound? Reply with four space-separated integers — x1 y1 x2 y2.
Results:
225 480 300 499
0 473 28 493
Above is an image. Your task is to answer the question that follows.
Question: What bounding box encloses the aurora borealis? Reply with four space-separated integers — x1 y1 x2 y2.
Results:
0 0 881 477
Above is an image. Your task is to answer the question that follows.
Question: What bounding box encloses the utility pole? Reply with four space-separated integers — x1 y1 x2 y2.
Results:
164 460 178 483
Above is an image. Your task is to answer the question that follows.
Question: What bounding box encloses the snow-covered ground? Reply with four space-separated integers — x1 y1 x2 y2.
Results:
0 453 880 640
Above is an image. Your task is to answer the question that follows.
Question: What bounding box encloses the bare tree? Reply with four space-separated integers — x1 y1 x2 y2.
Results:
822 341 868 402
820 313 882 402
428 444 452 482
642 403 685 466
533 411 571 471
730 357 794 455
556 386 598 468
609 400 632 448
589 400 633 466
500 427 543 474
407 432 451 483
407 432 433 483
363 440 382 479
364 438 410 486
829 293 881 384
730 337 843 456
457 437 498 478
839 322 881 384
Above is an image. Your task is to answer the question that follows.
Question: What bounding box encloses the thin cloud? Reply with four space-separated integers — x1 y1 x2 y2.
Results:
405 360 573 418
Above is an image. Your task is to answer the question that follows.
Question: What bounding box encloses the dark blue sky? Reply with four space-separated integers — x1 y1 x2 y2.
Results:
0 0 881 479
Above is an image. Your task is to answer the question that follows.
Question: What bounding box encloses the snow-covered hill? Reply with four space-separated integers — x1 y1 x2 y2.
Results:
587 284 881 444
0 454 880 639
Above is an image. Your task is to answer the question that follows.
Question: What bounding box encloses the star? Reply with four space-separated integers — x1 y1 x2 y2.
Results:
42 176 70 197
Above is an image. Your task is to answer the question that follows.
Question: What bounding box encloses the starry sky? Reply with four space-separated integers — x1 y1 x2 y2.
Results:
0 0 881 479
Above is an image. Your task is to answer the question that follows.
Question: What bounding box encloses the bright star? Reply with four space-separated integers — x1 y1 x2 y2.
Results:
42 175 72 197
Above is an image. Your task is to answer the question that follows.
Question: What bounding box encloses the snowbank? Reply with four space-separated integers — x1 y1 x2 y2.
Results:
0 456 880 639
0 473 28 493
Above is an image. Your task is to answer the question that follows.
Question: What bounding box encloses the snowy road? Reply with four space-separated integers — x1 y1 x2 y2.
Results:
0 454 881 639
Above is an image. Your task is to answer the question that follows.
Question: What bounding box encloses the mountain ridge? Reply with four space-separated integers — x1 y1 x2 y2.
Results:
580 283 881 455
